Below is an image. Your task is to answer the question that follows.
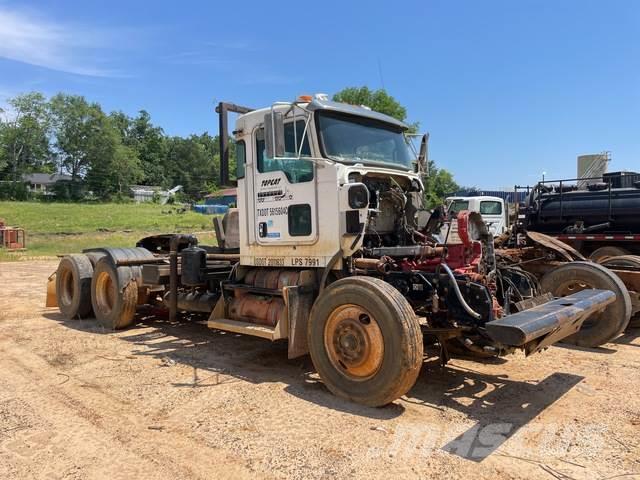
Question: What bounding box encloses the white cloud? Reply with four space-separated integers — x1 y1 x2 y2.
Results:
0 7 123 77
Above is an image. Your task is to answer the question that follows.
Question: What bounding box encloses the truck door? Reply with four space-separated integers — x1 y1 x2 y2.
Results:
252 120 317 245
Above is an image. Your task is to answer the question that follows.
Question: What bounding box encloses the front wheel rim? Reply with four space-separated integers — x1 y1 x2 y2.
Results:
324 304 384 381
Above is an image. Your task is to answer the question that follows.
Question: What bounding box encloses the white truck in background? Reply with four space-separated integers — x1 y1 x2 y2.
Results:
442 196 508 242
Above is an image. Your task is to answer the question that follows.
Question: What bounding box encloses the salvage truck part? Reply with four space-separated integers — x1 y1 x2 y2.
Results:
48 95 616 407
308 276 422 407
495 217 640 345
538 262 631 346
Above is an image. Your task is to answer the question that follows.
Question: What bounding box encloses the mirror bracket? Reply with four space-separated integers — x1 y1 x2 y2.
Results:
265 111 285 158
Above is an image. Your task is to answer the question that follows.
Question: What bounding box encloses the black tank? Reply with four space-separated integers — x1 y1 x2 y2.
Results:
525 178 640 234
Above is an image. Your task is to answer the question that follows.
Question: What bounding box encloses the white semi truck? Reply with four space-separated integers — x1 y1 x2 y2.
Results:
48 94 618 406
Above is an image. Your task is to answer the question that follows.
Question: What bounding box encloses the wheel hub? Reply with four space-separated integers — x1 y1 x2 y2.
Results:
324 305 384 380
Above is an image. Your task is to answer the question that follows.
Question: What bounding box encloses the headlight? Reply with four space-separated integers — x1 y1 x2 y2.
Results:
348 184 369 209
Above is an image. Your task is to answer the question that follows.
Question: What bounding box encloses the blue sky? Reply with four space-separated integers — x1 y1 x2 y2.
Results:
0 0 638 188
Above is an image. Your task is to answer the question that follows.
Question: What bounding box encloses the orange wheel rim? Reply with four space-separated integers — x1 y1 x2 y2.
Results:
324 304 384 380
95 271 116 314
60 268 75 306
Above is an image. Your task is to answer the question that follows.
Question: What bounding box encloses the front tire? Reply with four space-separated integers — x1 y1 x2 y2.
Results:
540 261 631 346
308 276 423 407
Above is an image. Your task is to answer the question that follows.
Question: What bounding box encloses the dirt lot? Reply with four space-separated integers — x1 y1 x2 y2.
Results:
0 261 639 480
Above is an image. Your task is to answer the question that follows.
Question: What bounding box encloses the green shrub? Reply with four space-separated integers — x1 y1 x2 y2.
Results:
0 182 31 201
51 180 86 201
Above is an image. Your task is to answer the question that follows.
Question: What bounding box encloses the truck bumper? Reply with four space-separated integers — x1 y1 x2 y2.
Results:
485 289 616 355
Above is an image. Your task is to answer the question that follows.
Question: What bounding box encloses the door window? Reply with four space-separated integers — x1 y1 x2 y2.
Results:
288 204 312 236
235 140 246 179
448 200 469 215
256 121 313 183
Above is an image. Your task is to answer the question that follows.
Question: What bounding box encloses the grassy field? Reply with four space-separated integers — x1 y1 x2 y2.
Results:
0 201 217 260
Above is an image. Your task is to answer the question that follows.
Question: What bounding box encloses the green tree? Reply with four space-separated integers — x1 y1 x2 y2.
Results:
85 136 142 199
0 92 52 181
51 93 142 199
333 87 408 123
165 135 215 198
111 110 168 187
424 165 459 208
50 93 107 181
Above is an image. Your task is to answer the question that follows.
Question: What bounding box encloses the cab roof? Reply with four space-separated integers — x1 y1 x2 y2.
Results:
307 97 409 130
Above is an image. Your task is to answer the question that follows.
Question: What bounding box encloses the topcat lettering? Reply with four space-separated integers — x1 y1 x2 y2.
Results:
261 178 281 187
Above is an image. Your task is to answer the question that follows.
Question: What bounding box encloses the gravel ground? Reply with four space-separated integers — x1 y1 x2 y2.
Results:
0 260 638 480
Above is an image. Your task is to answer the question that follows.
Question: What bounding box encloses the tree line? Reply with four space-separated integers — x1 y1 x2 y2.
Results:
0 87 457 205
0 92 226 201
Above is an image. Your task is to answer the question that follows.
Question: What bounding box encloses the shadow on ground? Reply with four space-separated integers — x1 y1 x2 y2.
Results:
43 310 584 439
408 360 583 461
612 325 640 347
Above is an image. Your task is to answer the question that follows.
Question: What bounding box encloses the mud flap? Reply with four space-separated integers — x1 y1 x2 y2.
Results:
485 289 616 355
46 272 58 307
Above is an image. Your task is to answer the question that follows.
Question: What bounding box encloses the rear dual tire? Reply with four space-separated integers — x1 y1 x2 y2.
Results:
56 254 94 319
91 258 138 330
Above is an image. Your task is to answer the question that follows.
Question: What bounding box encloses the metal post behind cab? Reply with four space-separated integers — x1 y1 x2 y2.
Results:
215 102 254 187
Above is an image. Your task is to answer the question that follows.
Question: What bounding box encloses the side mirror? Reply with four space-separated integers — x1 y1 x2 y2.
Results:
418 133 429 176
264 111 285 158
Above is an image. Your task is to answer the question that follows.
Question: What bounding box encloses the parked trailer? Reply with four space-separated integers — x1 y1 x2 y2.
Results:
507 175 640 334
518 173 640 259
47 96 616 406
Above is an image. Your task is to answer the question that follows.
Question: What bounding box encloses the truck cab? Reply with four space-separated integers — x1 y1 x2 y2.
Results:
233 94 424 269
443 195 508 240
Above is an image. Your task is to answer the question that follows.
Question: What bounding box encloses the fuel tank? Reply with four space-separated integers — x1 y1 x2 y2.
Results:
228 295 285 326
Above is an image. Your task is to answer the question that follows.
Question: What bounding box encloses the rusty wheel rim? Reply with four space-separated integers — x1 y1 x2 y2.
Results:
94 271 116 314
324 304 384 381
59 268 75 307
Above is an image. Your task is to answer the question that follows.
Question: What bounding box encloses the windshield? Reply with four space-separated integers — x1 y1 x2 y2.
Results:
317 111 415 169
480 200 502 215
